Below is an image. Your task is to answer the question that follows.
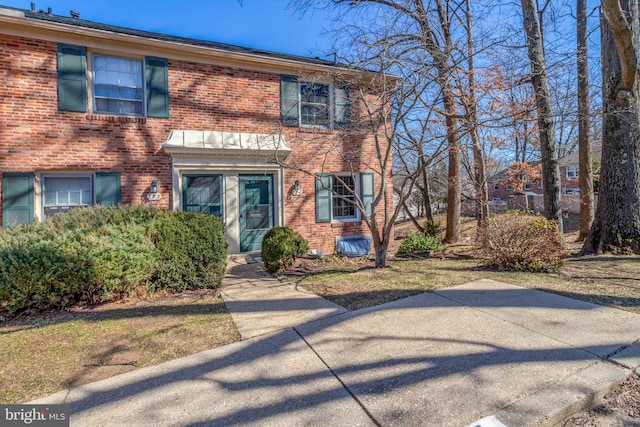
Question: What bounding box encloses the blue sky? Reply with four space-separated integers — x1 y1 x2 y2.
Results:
1 0 334 58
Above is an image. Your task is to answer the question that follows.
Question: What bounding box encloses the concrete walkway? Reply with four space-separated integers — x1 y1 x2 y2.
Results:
220 255 347 339
30 263 640 426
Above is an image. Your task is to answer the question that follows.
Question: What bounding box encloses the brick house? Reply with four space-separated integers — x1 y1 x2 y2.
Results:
558 144 602 195
0 6 390 255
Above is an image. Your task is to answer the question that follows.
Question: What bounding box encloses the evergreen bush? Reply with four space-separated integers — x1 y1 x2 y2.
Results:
261 226 309 273
150 212 227 292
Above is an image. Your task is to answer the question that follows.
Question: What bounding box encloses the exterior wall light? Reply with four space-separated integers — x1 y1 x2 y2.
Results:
147 180 161 201
293 180 302 196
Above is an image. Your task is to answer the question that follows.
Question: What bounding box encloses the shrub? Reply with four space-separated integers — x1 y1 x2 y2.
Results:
0 208 161 317
397 233 442 254
150 212 227 292
0 206 226 318
423 220 441 238
479 212 566 272
261 227 309 273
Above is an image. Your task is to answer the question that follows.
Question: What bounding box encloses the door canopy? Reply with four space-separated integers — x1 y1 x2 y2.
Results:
162 130 291 157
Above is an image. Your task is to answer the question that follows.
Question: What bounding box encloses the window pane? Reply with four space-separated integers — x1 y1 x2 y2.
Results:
93 54 144 116
43 176 92 219
332 175 357 219
300 82 330 127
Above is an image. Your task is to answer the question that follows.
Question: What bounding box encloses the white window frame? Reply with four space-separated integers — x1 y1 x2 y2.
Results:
299 81 333 129
524 180 531 190
493 183 500 191
506 183 513 191
89 52 146 117
566 165 579 179
41 173 94 220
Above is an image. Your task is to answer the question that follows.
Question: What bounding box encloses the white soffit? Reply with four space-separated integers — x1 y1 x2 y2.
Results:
162 130 291 156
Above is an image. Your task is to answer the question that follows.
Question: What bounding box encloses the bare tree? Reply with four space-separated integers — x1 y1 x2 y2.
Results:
576 0 594 241
583 0 640 253
520 0 564 233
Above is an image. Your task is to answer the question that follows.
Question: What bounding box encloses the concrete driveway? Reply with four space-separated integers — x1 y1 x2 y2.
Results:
31 278 640 426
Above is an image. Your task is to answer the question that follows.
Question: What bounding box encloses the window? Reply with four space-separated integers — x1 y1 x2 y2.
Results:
566 165 579 179
42 175 93 219
524 180 531 190
506 184 513 191
93 54 144 116
493 183 500 191
57 44 169 117
281 75 350 129
331 174 357 219
41 173 120 221
300 83 330 127
315 172 374 223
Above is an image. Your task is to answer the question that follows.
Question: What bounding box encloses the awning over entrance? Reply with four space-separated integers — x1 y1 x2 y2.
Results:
161 130 291 157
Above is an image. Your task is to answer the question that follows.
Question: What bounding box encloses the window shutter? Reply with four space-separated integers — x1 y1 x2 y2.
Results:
57 44 86 112
281 75 299 127
2 173 34 229
361 172 374 219
315 174 332 223
146 57 169 118
95 172 121 206
334 83 351 129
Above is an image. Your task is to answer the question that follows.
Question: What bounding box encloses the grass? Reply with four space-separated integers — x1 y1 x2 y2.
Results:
296 256 639 312
289 213 640 313
0 291 239 403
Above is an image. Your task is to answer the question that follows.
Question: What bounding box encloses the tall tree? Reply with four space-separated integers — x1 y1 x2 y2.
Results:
520 0 564 233
583 0 640 253
576 0 594 241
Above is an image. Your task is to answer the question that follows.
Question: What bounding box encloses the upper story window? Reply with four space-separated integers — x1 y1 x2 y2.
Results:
566 165 579 179
493 183 500 191
57 44 169 118
300 83 330 127
281 75 350 129
93 54 144 116
524 180 531 190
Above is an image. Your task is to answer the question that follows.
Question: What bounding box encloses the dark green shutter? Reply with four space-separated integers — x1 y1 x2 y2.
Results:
146 57 169 118
334 83 351 129
281 75 299 127
361 172 374 219
57 44 86 112
2 173 34 229
95 172 121 206
315 174 332 223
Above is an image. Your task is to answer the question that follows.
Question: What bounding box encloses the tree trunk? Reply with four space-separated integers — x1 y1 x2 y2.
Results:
418 152 434 222
520 0 564 233
465 0 489 229
443 88 462 243
577 0 594 241
584 0 640 254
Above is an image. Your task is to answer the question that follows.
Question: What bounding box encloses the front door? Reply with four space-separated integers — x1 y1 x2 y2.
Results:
239 174 273 252
182 175 223 218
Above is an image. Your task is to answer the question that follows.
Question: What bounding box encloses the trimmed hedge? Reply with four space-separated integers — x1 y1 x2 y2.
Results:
0 206 227 318
261 226 308 273
150 212 227 292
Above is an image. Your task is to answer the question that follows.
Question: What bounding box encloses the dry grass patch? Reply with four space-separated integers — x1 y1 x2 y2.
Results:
0 291 239 403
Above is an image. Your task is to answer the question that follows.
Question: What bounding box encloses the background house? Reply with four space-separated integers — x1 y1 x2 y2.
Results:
0 5 390 255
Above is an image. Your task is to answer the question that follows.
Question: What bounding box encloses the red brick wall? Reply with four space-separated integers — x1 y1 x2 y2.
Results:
0 34 391 255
